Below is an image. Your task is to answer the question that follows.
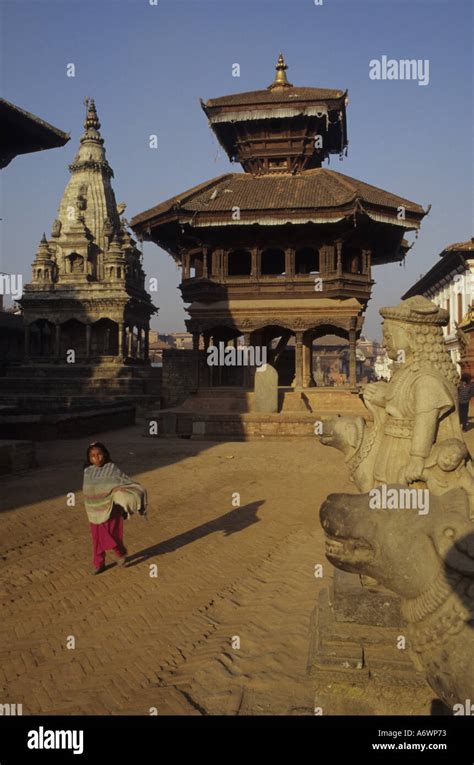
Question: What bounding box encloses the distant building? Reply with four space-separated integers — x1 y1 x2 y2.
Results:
169 332 193 350
148 333 176 364
403 237 474 372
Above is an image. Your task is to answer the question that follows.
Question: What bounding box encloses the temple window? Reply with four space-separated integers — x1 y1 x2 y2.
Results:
268 158 287 171
342 244 363 274
68 252 84 273
296 247 319 275
261 248 285 275
228 249 251 276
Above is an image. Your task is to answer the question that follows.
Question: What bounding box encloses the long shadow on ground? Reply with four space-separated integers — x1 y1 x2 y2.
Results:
125 500 265 567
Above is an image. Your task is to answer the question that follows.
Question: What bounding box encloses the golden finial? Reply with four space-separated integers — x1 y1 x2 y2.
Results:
268 53 293 90
83 97 101 131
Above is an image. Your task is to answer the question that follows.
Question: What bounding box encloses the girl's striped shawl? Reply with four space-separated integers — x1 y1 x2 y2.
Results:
83 462 148 524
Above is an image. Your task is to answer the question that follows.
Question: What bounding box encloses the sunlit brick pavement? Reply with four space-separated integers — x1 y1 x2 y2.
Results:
1 425 472 715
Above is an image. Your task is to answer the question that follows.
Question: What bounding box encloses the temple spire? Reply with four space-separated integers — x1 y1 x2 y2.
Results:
268 53 293 90
83 97 101 132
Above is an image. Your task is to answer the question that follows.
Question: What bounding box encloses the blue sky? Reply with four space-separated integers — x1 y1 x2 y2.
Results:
1 0 473 338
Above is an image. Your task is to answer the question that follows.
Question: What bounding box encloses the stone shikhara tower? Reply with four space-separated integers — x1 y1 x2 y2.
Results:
20 98 156 364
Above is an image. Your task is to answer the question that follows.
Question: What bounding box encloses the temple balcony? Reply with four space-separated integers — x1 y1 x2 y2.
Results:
180 270 373 304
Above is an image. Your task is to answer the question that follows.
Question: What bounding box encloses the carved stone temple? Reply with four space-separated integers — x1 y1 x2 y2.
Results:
0 100 159 424
131 55 426 409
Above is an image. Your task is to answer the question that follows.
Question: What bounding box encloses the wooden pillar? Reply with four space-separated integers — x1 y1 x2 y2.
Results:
285 248 294 277
137 327 142 360
211 250 219 278
183 253 190 280
295 331 304 388
202 248 209 278
255 248 261 278
364 249 372 280
55 323 61 359
349 328 357 387
336 241 343 276
127 325 133 358
222 250 228 279
144 327 149 361
85 324 91 359
251 248 258 277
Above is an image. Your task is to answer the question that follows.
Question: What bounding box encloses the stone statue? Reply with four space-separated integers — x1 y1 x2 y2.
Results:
321 296 469 497
51 219 62 237
320 488 474 707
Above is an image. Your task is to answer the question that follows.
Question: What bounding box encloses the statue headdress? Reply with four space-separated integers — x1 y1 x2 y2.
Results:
380 296 448 326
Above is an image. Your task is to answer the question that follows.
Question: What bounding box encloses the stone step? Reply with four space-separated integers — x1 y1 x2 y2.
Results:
0 378 149 394
5 364 161 380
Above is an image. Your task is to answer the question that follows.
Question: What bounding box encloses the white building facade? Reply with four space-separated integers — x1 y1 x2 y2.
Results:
403 238 474 372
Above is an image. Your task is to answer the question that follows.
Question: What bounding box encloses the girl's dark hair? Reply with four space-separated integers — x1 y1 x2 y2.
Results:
84 441 111 468
461 372 472 384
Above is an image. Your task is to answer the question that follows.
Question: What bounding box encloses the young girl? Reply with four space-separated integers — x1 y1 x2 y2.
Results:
83 441 148 575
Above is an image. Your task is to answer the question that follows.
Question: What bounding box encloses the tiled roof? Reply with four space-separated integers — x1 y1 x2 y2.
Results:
441 237 474 255
130 168 425 228
403 237 474 298
202 87 345 109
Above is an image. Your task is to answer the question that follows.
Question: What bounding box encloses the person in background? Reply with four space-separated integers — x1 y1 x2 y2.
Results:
459 373 474 431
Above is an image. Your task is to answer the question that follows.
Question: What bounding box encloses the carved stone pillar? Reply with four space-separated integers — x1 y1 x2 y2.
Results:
127 325 133 358
243 332 252 389
302 334 315 387
294 331 304 388
118 322 124 359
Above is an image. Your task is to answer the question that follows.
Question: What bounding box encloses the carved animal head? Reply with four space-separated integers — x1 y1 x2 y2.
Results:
320 415 365 458
320 487 474 599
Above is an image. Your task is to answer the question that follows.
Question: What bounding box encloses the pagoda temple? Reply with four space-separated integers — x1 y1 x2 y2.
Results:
131 55 426 393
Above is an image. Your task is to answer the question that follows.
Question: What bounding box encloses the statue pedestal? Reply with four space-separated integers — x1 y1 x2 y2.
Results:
307 570 441 715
